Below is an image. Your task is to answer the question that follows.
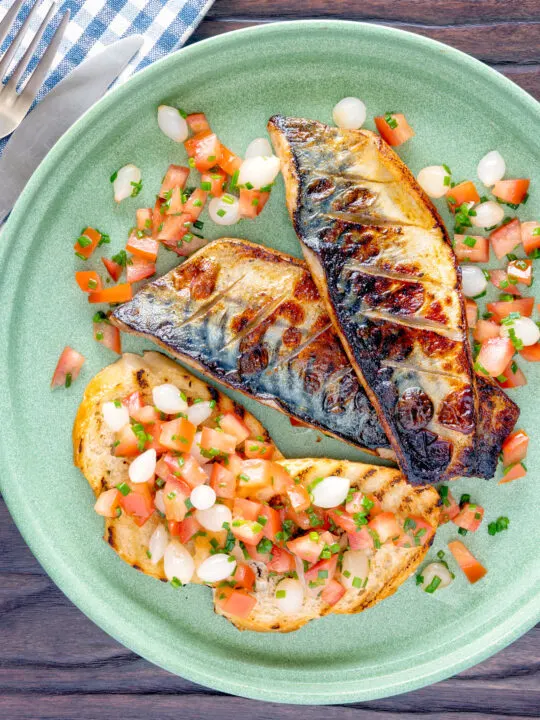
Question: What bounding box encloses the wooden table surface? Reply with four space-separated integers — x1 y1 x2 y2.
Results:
2 1 539 718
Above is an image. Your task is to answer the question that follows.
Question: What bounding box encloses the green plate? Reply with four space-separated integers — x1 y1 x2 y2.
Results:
0 20 539 705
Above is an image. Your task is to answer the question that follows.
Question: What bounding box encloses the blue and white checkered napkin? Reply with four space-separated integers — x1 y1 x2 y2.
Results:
0 0 214 154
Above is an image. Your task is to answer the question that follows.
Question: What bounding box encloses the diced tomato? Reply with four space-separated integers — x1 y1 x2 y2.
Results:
136 208 153 231
266 545 296 572
290 417 310 428
200 426 237 455
74 226 101 259
51 346 85 388
201 169 226 198
286 532 325 563
244 540 272 562
259 504 282 542
94 488 121 518
489 269 521 297
507 259 532 286
233 563 256 592
344 491 365 515
286 484 311 512
163 477 190 521
243 440 274 460
231 520 264 546
285 506 311 531
118 482 154 527
102 256 123 282
157 214 191 244
368 512 401 543
160 417 196 453
502 429 529 467
233 497 263 522
216 588 256 618
374 113 415 146
238 189 270 219
218 143 242 176
88 283 132 304
487 296 534 321
490 219 522 260
155 458 170 481
402 516 435 547
521 221 540 255
236 458 275 498
465 299 478 328
366 494 383 517
159 165 190 198
499 461 527 484
448 540 487 583
163 186 184 216
122 391 143 417
326 509 357 535
473 319 501 343
492 179 530 205
93 321 121 354
177 454 207 488
219 413 251 445
347 527 374 550
446 181 480 212
126 256 156 284
305 555 338 588
184 131 222 173
224 453 244 477
170 515 201 543
75 270 102 293
186 113 211 134
498 360 527 388
453 503 484 532
439 488 460 524
453 234 489 263
321 578 346 606
113 425 140 456
269 463 295 496
183 188 207 220
476 337 515 378
520 343 540 362
126 233 159 262
210 462 236 498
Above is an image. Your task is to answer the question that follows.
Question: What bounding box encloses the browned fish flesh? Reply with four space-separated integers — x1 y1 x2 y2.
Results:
268 115 517 484
110 238 517 480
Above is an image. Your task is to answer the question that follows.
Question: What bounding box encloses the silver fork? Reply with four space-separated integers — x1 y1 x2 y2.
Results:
0 0 70 139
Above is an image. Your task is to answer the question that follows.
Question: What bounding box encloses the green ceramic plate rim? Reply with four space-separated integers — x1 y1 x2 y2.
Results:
1 20 539 704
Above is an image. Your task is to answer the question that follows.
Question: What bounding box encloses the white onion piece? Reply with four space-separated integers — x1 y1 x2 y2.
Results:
113 164 141 203
341 550 369 591
157 105 189 142
94 488 120 517
195 504 232 532
420 562 453 592
460 265 487 298
238 155 280 190
190 484 216 511
102 401 129 432
128 449 156 484
500 317 540 347
275 578 305 613
245 137 273 159
152 383 187 414
154 489 166 514
311 476 351 509
190 431 211 465
148 524 169 565
471 200 505 229
417 166 449 199
187 400 214 426
477 150 506 187
332 97 367 130
197 553 236 583
208 194 239 226
163 540 195 584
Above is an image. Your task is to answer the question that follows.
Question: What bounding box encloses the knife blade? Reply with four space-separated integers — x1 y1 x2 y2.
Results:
0 34 144 225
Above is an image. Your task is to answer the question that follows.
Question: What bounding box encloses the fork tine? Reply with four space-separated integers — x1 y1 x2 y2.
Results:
0 0 26 49
16 9 69 110
5 1 57 90
0 0 43 83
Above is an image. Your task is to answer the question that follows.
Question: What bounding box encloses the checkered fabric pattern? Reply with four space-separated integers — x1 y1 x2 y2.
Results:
0 0 214 154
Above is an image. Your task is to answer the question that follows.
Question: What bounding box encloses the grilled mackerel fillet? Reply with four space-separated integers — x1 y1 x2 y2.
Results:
268 115 513 484
111 239 517 477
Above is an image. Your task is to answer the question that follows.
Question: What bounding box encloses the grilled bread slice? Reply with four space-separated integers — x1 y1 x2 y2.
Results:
268 115 493 485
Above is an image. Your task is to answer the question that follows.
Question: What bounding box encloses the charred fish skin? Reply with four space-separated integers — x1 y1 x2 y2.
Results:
268 114 508 484
111 239 389 453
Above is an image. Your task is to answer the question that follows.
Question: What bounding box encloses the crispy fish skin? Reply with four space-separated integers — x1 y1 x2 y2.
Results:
268 115 516 484
111 239 518 477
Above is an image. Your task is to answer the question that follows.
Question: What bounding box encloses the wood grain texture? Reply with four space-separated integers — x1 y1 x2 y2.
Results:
2 2 539 717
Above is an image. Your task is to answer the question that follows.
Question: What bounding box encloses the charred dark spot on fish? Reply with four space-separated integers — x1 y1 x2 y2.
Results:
396 387 434 431
438 386 474 434
323 372 358 415
350 272 425 316
238 344 269 376
306 177 335 202
355 320 414 363
136 368 149 390
283 326 302 348
231 308 258 335
332 185 377 214
173 257 220 301
424 301 448 324
310 313 332 334
208 385 219 402
402 429 452 472
232 401 246 419
293 271 319 302
278 300 305 325
417 331 457 358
